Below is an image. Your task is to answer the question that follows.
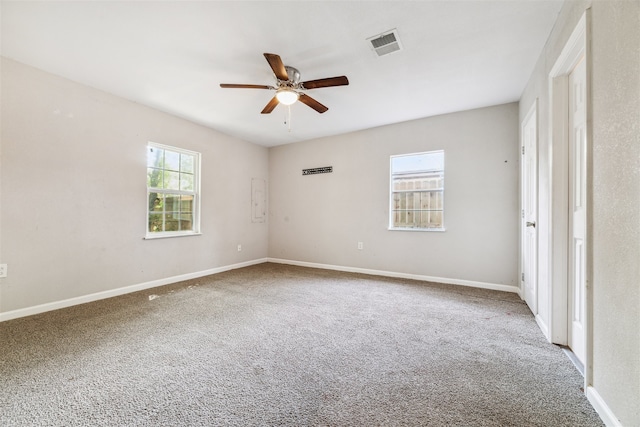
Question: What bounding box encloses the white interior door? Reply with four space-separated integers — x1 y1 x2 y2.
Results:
521 103 538 314
568 56 587 365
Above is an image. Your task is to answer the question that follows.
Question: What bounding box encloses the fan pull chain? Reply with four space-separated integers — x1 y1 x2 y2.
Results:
284 105 292 132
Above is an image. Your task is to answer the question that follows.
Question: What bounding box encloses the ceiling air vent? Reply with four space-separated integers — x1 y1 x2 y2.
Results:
367 29 402 57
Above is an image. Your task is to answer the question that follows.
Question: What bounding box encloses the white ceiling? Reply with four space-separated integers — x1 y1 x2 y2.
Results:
1 1 563 147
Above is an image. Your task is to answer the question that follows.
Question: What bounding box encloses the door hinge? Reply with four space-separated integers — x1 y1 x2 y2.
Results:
522 209 525 219
522 146 525 155
522 273 525 281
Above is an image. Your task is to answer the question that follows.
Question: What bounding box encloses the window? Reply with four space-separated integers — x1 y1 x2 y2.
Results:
146 143 200 238
390 150 444 230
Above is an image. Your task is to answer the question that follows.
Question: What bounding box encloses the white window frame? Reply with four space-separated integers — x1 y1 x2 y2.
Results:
389 150 445 232
146 142 201 239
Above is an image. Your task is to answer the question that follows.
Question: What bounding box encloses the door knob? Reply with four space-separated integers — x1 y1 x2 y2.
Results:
526 221 536 228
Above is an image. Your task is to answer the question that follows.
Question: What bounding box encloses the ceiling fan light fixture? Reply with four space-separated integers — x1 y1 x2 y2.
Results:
276 88 299 105
220 53 346 114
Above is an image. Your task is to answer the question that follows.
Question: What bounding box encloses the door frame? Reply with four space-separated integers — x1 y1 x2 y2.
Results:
520 100 538 315
547 11 592 388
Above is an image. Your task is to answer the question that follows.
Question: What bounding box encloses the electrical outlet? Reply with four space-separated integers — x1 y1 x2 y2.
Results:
0 264 7 278
357 242 363 250
237 244 242 252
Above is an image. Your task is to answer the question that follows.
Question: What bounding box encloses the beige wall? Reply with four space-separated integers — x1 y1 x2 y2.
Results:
0 58 269 314
591 1 640 424
520 0 640 424
269 103 520 288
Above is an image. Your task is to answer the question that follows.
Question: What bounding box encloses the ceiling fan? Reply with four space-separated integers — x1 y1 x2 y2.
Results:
220 53 349 114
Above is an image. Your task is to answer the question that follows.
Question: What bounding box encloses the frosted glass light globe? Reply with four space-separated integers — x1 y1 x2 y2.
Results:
276 89 299 105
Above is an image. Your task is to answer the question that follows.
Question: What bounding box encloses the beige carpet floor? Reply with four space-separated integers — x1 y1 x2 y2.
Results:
0 263 602 426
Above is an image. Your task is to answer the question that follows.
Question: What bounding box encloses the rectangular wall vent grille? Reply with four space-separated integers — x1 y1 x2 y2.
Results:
302 166 333 176
367 29 402 57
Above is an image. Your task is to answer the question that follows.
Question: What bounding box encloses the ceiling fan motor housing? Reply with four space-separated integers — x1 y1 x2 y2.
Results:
284 66 300 85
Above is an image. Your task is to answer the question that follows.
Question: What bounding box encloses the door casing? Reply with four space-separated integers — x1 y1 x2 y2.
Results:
547 11 592 389
520 100 538 316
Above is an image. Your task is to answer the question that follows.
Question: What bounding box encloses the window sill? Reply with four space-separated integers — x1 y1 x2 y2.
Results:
388 227 446 232
144 232 202 240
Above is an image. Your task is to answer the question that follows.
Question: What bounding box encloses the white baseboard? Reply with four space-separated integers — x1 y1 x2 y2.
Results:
1 257 519 322
0 258 268 322
587 386 622 427
267 258 519 294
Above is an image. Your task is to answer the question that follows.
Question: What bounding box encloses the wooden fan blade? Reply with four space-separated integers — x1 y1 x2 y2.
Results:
220 84 273 89
261 96 279 114
301 76 349 89
264 53 289 81
298 94 328 114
